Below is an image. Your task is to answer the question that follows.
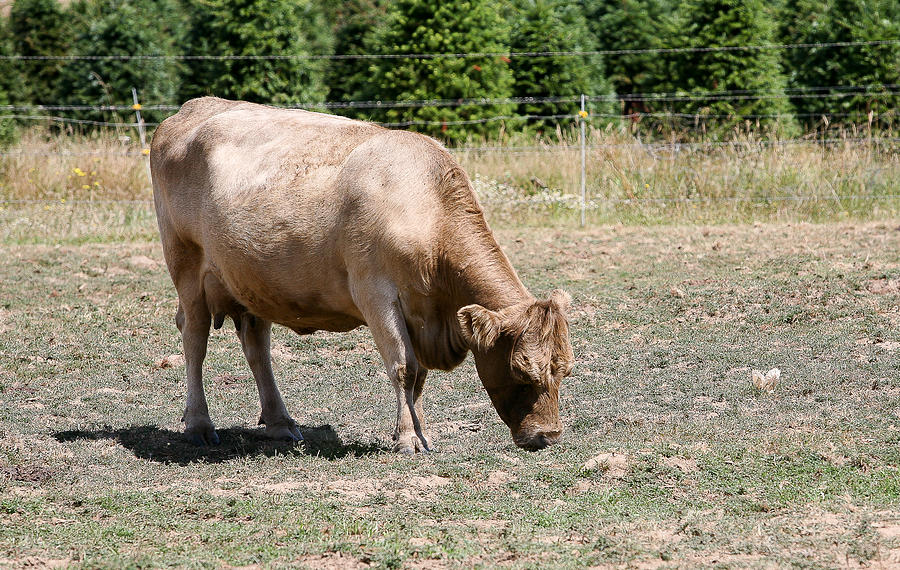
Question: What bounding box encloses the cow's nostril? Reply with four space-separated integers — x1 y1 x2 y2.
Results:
514 427 563 450
538 430 562 447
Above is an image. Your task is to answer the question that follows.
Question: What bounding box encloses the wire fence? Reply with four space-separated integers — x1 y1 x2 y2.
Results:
3 82 898 112
1 38 898 226
1 136 896 157
2 83 896 141
2 39 898 61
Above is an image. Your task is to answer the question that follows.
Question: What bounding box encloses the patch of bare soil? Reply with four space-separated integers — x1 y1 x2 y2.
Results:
408 475 451 490
0 557 71 569
0 463 52 483
486 470 514 485
873 515 900 565
867 278 900 295
660 456 699 474
583 452 629 478
257 480 316 494
294 552 371 569
324 478 382 500
124 255 159 271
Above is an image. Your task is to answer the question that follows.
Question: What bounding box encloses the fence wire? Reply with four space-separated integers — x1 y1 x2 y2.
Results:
2 82 898 114
2 39 898 61
1 136 897 158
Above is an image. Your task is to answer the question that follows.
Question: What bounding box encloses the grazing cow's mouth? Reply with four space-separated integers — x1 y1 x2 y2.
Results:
513 428 562 451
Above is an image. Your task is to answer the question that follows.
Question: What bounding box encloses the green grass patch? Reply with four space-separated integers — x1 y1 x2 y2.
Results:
1 223 899 566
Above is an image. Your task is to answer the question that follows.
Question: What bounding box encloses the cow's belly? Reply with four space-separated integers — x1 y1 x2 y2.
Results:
205 246 366 335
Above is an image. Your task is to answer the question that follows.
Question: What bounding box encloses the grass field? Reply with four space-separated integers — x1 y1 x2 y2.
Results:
1 217 899 568
2 128 899 229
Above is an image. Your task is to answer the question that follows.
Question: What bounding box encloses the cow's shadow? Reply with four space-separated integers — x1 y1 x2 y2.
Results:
53 424 386 465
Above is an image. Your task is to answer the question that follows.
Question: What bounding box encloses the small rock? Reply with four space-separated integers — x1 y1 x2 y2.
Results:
157 354 185 369
752 368 780 393
126 255 158 270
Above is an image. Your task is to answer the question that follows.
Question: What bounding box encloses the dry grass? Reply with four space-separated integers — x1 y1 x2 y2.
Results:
458 125 900 223
2 223 899 567
1 126 898 225
0 130 150 202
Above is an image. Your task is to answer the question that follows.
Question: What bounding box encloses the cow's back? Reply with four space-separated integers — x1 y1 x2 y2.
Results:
151 97 384 247
149 97 471 331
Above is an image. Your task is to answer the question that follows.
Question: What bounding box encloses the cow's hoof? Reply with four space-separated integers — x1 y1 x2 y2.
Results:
394 444 416 454
265 423 303 443
186 426 220 446
393 435 433 454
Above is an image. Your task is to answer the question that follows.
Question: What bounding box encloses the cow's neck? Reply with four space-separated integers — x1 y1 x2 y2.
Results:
442 220 531 311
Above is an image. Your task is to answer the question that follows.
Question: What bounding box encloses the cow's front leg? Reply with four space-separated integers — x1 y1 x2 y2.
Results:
392 366 431 454
236 314 302 442
351 281 431 453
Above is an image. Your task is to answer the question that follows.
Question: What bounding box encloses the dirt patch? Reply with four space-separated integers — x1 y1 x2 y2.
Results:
486 471 514 485
408 475 451 490
0 558 71 569
325 478 382 500
661 456 699 474
259 481 315 494
0 464 52 483
875 523 900 539
867 278 900 295
125 255 159 271
466 519 508 532
294 552 371 569
583 453 629 478
212 374 251 386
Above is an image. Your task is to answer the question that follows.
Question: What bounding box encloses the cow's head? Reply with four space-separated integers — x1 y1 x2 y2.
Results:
457 290 574 450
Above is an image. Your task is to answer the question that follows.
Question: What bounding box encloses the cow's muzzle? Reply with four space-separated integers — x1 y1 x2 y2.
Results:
513 427 562 451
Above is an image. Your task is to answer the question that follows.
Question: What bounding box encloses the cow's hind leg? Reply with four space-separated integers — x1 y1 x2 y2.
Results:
351 280 431 454
176 286 218 446
236 314 302 442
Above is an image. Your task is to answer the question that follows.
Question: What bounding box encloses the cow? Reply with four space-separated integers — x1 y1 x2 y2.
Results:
149 97 574 453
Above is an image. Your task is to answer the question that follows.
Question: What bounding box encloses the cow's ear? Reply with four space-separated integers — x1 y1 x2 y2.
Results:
457 304 502 350
548 289 571 313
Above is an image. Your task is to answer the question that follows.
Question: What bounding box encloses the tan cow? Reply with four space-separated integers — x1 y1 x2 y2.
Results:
150 97 574 452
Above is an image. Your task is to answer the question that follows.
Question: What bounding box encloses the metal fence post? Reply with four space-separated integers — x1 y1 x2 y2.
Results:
132 88 152 186
579 94 587 227
132 88 147 149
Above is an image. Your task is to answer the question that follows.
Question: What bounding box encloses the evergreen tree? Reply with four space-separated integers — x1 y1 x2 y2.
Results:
665 0 796 135
0 22 20 146
358 0 515 142
324 0 389 112
55 0 185 124
508 0 615 132
179 0 333 105
9 0 69 104
585 0 675 115
781 0 900 127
